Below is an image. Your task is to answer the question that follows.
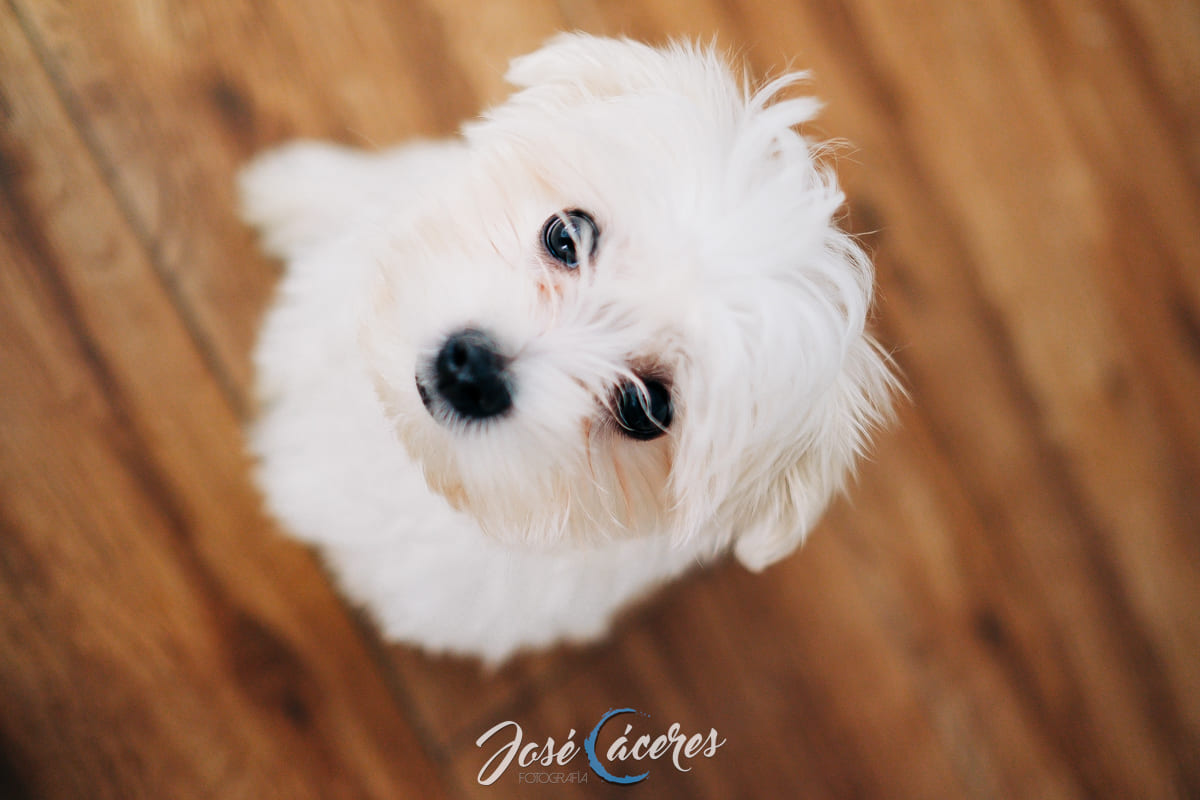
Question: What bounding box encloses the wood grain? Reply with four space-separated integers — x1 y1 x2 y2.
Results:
0 6 446 797
1 0 1197 797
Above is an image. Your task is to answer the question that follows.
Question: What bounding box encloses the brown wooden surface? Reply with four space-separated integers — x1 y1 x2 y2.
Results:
1 1 1197 797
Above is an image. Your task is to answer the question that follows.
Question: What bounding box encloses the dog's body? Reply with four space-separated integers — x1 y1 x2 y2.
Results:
242 35 895 663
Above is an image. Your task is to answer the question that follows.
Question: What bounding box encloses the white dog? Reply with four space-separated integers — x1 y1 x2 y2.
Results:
240 34 896 663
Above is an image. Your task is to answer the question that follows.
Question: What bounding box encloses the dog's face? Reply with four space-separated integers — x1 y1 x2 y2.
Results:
363 35 894 569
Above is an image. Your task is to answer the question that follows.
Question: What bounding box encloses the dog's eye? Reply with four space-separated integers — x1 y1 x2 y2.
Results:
613 379 672 440
541 210 598 269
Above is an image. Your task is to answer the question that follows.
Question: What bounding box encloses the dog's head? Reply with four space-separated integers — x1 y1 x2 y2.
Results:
363 34 896 569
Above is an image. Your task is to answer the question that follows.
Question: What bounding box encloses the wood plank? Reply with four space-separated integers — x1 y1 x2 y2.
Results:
4 0 1198 797
820 5 1200 793
0 10 447 798
11 0 531 396
11 0 580 748
679 2 1200 795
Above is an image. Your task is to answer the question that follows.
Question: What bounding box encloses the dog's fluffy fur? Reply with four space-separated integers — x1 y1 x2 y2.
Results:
241 34 896 663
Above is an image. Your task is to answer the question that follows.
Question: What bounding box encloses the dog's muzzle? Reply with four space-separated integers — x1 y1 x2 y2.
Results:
421 328 512 421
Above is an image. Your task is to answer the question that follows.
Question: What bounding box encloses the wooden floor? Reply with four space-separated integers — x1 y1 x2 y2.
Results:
2 0 1198 797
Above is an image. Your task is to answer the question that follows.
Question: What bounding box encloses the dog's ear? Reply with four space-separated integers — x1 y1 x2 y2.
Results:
732 460 830 572
732 340 897 572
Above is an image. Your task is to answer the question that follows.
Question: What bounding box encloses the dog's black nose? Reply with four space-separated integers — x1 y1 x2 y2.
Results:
434 329 512 420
